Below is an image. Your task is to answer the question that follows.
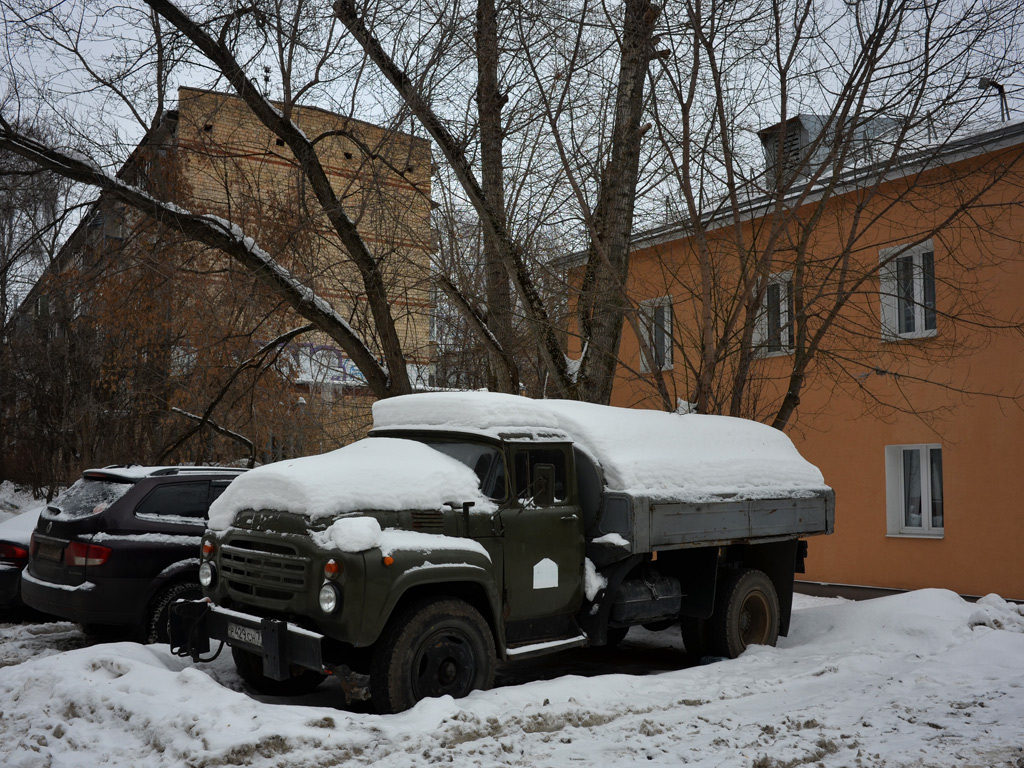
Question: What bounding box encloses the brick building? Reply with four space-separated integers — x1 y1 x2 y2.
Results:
6 87 434 484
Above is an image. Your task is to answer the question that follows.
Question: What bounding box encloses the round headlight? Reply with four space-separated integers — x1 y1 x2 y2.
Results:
198 561 216 587
318 583 339 614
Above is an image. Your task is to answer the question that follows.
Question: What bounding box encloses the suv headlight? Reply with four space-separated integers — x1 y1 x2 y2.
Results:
318 583 340 614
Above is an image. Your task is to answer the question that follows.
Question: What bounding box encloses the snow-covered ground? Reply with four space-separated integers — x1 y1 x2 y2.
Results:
1 590 1022 767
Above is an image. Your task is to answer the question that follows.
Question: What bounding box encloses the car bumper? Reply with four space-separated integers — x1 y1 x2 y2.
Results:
169 600 327 680
20 570 142 625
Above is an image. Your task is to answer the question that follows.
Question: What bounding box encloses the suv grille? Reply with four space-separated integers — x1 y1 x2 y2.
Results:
220 538 310 602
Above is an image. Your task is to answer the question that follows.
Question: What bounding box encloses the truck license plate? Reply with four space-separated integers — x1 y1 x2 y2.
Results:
226 622 262 647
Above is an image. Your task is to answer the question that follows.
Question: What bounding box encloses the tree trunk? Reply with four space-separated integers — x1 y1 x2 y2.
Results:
476 0 519 393
576 0 660 404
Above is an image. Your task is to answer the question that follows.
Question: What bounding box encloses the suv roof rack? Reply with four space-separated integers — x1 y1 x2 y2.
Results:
84 465 247 481
148 467 248 476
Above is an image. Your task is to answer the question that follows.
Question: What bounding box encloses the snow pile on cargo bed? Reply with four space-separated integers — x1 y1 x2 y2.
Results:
373 392 828 502
207 437 495 529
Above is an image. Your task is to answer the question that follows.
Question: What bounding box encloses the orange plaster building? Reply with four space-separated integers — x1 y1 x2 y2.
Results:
613 119 1024 601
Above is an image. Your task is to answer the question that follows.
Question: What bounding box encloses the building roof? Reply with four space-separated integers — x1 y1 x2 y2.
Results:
630 118 1024 253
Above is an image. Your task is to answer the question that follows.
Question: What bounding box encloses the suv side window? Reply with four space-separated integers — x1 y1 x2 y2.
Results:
134 482 211 521
209 480 233 504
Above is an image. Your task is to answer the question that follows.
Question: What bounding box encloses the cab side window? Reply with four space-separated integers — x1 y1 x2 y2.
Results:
134 482 211 520
513 448 569 504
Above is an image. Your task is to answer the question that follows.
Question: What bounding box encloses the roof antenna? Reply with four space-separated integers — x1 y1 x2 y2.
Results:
263 66 272 98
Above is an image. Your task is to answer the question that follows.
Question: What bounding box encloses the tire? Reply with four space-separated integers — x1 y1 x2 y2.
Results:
144 580 203 644
604 626 629 647
370 597 496 715
706 568 780 659
231 646 327 696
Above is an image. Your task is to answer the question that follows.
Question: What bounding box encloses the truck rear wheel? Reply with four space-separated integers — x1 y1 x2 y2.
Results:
707 568 779 658
231 646 327 696
370 597 495 714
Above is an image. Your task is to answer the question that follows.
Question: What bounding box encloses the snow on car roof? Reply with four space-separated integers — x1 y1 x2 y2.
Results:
207 437 497 529
373 392 829 502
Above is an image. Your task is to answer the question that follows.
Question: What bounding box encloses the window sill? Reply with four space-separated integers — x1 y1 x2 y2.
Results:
882 329 938 342
885 532 944 540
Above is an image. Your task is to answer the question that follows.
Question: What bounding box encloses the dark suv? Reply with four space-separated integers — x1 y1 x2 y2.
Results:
22 465 245 642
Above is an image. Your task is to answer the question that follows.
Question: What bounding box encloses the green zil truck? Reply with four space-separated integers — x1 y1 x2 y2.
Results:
169 392 834 713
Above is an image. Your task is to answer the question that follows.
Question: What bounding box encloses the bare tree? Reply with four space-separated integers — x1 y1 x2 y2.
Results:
0 0 430 403
0 123 79 487
333 0 663 403
629 0 1024 428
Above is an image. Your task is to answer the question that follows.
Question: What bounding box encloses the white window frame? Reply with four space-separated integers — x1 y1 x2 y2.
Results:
880 241 937 341
753 271 794 356
884 444 944 538
639 296 673 373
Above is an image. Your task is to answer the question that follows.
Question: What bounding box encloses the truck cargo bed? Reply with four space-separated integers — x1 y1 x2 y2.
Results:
623 489 835 553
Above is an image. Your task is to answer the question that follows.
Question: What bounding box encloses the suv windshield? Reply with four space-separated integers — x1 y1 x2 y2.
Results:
46 478 134 520
422 441 507 501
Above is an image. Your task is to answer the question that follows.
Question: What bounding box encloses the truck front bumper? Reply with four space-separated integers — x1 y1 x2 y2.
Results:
169 599 327 681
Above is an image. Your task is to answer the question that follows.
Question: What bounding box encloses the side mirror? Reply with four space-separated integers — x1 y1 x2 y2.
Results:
533 463 556 506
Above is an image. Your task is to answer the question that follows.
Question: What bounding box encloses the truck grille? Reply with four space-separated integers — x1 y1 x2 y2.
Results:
220 538 310 602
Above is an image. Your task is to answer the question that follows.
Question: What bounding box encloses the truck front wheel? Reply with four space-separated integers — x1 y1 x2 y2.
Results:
370 597 496 714
708 568 780 658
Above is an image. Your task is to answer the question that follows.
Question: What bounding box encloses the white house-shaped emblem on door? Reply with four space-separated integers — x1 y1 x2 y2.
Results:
533 558 558 589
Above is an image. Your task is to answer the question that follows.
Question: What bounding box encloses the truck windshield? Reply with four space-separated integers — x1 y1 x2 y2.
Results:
45 478 134 520
421 441 506 501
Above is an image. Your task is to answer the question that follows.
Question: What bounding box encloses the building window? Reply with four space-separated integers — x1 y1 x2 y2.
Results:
885 444 943 537
639 296 673 372
880 242 937 340
754 272 793 355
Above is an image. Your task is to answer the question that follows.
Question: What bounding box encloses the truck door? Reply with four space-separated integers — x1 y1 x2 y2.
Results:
500 442 584 642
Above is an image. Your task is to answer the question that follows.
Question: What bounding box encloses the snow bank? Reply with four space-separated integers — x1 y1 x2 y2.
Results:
373 392 828 502
968 593 1024 633
779 588 980 654
208 437 496 530
3 589 1024 768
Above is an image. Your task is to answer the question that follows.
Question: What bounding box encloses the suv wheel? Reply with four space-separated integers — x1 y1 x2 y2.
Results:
144 581 202 644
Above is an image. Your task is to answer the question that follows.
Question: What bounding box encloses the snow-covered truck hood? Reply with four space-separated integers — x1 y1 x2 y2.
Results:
207 437 496 531
373 392 830 503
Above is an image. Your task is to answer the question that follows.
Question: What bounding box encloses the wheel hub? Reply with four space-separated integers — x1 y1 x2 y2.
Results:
413 630 475 698
739 592 770 646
